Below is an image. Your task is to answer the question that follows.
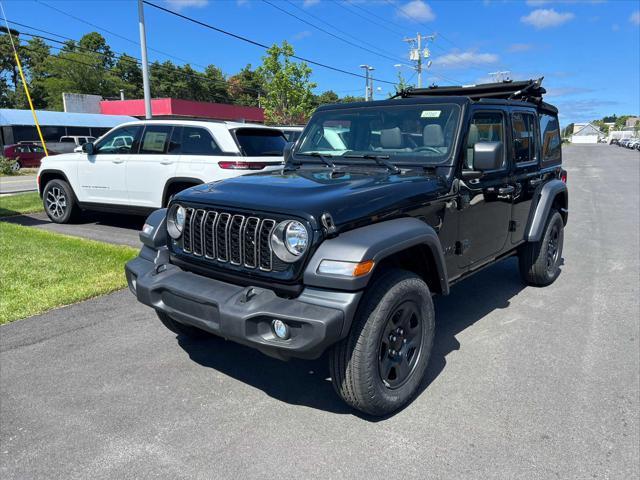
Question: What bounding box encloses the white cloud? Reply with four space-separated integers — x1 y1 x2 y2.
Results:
303 0 320 7
526 0 551 5
631 11 640 26
521 8 575 29
433 51 499 69
292 30 312 40
165 0 208 10
397 1 436 22
508 43 533 53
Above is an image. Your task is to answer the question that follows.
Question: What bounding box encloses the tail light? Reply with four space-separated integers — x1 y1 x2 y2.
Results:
218 161 283 170
218 161 267 170
560 169 567 183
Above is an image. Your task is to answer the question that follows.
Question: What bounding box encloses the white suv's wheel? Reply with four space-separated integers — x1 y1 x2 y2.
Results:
43 179 80 224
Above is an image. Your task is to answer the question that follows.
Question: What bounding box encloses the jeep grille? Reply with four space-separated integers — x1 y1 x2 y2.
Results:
180 207 279 272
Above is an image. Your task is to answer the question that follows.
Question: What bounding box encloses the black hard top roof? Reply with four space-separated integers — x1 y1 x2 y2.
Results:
316 78 558 115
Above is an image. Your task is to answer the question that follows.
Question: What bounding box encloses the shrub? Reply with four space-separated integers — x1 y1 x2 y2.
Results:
0 156 18 175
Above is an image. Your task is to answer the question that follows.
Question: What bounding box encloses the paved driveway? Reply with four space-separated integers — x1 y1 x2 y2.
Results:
1 145 638 479
3 211 144 248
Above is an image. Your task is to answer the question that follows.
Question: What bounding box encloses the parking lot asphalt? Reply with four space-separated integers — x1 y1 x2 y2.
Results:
0 175 37 194
1 145 638 479
3 211 144 248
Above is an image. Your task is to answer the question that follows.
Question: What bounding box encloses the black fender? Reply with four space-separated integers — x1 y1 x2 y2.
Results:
38 169 71 196
525 179 568 242
304 217 449 294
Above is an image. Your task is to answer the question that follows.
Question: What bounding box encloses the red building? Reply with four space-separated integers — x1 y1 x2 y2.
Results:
100 98 264 123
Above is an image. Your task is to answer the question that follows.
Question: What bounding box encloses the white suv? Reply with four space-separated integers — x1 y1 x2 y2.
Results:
37 120 286 223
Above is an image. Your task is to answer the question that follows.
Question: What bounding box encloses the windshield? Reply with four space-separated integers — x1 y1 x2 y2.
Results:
296 103 461 166
235 128 287 157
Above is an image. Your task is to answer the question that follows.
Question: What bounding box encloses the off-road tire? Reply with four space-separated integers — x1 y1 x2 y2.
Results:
42 179 81 224
156 311 210 339
519 209 564 286
330 269 435 416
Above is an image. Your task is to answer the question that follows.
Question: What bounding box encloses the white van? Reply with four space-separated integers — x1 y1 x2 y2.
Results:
37 120 286 223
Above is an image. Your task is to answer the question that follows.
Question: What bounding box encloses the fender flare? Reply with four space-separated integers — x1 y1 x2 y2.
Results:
525 179 568 242
162 177 203 207
139 208 167 249
38 169 71 196
304 217 449 294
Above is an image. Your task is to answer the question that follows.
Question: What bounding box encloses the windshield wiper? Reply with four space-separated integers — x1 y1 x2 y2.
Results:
298 152 336 168
342 153 401 174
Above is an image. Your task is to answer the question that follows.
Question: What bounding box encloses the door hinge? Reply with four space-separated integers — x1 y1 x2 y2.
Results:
455 239 470 255
509 220 518 232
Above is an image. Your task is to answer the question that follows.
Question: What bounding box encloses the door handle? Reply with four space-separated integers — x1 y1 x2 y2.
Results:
111 159 124 164
498 185 515 195
160 160 174 165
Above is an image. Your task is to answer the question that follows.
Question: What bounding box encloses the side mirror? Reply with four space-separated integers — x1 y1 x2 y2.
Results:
473 141 503 171
82 142 94 155
283 142 294 164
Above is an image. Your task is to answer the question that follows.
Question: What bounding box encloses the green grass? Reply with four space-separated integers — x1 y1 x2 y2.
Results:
0 222 138 324
0 192 43 217
0 167 39 177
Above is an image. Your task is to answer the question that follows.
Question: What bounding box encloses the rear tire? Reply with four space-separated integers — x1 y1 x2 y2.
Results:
42 179 80 224
330 269 435 416
11 160 21 172
156 311 210 339
519 209 564 286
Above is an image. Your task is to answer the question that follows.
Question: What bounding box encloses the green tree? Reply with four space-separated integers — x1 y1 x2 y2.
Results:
112 53 143 99
228 64 264 107
339 94 366 103
592 120 609 136
390 71 411 97
313 90 339 108
257 41 316 124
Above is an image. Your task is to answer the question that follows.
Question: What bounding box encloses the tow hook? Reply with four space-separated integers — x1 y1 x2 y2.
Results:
240 287 258 303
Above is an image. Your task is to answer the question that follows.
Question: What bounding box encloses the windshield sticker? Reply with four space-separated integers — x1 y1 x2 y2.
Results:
421 110 442 118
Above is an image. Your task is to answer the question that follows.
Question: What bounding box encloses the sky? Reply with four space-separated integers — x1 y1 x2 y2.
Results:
2 0 640 125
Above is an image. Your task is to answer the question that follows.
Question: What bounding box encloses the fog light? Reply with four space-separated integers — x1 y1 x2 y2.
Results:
272 319 290 339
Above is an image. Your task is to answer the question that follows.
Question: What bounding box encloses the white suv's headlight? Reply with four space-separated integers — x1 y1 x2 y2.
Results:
270 220 308 262
167 204 186 239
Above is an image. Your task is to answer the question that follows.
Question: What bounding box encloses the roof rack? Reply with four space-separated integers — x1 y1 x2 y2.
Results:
393 77 547 104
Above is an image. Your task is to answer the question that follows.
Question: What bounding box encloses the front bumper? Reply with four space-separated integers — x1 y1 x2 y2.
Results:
125 250 361 360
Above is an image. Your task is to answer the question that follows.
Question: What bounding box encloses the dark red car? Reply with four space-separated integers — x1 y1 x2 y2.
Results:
3 143 55 171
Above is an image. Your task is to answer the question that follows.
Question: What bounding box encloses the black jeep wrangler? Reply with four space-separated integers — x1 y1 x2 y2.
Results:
126 79 568 416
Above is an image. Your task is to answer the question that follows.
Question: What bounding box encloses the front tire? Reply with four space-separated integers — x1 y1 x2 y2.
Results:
156 311 210 339
43 179 81 224
519 209 564 286
330 269 435 416
10 160 21 172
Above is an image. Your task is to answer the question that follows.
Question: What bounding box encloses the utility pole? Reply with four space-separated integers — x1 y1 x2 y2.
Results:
403 33 435 88
360 64 374 101
137 0 152 119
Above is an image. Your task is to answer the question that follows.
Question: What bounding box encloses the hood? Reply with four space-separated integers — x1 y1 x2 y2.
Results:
175 166 447 230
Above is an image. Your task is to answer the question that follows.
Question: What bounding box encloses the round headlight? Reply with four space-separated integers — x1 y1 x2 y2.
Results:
270 220 308 262
285 221 308 256
167 204 186 239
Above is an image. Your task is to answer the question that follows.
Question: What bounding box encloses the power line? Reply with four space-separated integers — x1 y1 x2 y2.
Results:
34 0 206 70
340 0 409 36
275 0 406 64
142 0 397 86
0 18 265 97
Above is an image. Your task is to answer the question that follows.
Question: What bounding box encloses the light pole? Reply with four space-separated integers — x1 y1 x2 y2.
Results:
138 0 152 119
359 64 374 101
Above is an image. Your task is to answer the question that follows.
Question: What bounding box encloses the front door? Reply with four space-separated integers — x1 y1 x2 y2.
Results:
458 109 513 268
126 124 177 208
77 125 142 205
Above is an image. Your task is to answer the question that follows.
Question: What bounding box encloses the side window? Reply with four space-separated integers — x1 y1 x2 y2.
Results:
464 111 506 170
539 113 561 165
139 125 172 154
512 112 537 164
94 126 142 155
170 126 222 155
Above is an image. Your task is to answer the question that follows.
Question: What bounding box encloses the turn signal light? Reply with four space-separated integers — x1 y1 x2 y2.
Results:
218 161 267 170
317 259 375 277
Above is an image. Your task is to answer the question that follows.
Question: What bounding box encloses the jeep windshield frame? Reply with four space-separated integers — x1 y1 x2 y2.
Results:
295 102 462 167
